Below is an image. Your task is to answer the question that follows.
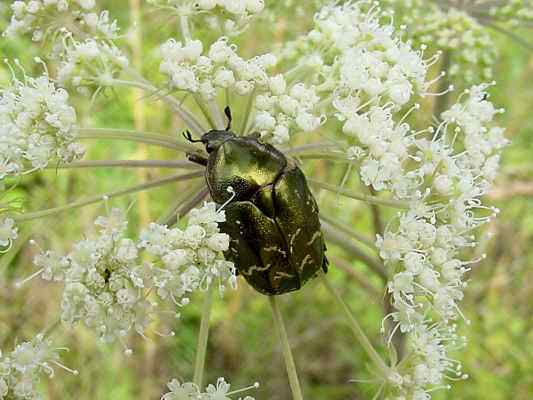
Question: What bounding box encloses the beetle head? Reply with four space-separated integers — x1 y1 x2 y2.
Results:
183 106 236 153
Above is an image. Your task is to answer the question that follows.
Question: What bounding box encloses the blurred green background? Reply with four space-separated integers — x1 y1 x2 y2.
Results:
0 1 532 399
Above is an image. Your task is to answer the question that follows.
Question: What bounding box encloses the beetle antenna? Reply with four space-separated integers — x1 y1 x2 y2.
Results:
217 186 236 212
224 106 232 130
182 130 203 143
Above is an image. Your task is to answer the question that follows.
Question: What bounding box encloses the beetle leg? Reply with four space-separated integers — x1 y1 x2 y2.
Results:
224 106 232 130
182 130 203 143
186 152 208 166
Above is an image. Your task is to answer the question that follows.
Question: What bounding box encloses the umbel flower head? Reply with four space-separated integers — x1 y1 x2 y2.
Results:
158 37 321 144
148 0 265 36
30 202 236 348
4 0 119 43
56 38 129 96
0 0 510 398
0 70 84 180
383 0 497 84
278 2 508 398
0 334 77 400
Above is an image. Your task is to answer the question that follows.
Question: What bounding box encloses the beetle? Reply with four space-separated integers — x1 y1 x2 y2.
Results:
184 107 327 295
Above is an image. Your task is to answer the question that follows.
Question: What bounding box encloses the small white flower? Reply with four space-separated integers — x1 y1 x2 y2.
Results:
0 218 18 248
161 377 258 400
161 378 199 400
0 334 76 400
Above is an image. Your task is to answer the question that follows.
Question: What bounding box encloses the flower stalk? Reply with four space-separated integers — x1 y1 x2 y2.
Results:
193 284 215 388
76 127 198 152
111 79 206 135
49 159 200 169
309 180 410 209
269 296 304 400
319 272 392 378
13 171 203 222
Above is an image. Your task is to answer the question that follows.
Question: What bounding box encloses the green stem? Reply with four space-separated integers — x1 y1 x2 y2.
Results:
158 185 209 226
241 89 256 135
111 79 206 136
269 296 304 400
283 143 340 154
50 160 200 170
193 285 215 388
193 94 217 130
309 180 409 209
319 214 376 250
321 222 388 282
296 152 350 161
319 272 392 377
0 231 31 276
180 15 192 41
43 319 61 339
76 127 198 152
208 98 225 129
13 171 203 222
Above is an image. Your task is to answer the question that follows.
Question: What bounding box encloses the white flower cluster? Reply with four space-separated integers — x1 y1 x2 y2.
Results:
489 0 533 26
375 84 507 399
4 0 119 43
0 218 18 250
161 377 258 400
160 37 275 97
149 0 265 36
0 334 76 400
285 3 507 398
0 73 84 180
56 38 129 95
284 1 432 98
33 207 158 344
160 37 321 144
32 203 235 345
255 78 322 144
281 2 438 159
388 1 496 83
139 202 237 298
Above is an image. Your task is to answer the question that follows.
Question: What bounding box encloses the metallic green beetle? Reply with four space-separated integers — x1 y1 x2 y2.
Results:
185 108 327 295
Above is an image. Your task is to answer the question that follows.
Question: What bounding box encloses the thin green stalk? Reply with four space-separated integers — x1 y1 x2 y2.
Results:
321 222 388 282
0 231 31 276
283 143 340 154
157 185 209 226
241 89 256 135
309 180 409 209
111 79 206 136
208 98 225 129
193 94 217 130
13 171 203 222
319 272 392 378
76 127 198 152
296 152 350 162
50 160 200 170
269 296 304 400
43 319 61 339
329 256 381 299
193 285 215 388
180 15 192 40
319 213 376 250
